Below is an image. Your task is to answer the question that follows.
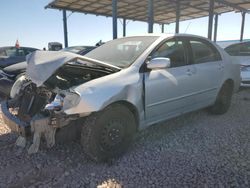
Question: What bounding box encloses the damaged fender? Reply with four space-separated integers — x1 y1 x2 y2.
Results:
62 68 145 124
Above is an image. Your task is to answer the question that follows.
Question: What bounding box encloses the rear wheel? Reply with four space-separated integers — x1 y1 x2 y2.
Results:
81 104 137 162
208 82 234 114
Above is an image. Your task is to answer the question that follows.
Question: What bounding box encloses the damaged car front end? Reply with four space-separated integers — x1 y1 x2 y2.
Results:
1 50 122 154
1 36 158 162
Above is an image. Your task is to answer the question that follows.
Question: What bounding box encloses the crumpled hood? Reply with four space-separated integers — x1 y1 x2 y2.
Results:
26 51 121 87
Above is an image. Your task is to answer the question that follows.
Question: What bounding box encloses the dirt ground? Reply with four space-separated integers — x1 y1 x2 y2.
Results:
0 89 250 187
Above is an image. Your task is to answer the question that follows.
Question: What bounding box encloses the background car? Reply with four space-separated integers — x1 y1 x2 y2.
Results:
225 41 250 87
2 34 240 161
48 42 62 51
0 46 96 96
60 45 96 54
0 46 38 68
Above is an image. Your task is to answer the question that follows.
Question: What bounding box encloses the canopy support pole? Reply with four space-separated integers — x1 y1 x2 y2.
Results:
208 0 214 40
123 18 126 37
175 0 180 33
63 10 68 48
112 0 118 39
148 0 154 33
240 12 246 42
213 14 218 42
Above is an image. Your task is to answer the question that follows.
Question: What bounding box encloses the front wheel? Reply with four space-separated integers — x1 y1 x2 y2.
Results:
81 104 137 162
9 73 29 98
208 82 234 115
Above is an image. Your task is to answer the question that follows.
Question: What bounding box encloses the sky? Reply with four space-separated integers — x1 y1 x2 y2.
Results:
0 0 249 49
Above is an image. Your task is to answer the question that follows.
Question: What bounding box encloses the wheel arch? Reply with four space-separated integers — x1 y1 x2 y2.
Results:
209 78 235 115
107 100 140 131
223 79 234 91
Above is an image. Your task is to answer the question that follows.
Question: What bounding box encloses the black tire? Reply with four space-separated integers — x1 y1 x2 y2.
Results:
208 82 234 115
81 104 137 162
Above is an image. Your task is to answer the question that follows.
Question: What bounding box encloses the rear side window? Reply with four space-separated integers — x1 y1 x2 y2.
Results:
190 40 221 64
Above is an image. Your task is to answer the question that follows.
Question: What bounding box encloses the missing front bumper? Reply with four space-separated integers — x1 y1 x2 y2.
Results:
1 101 31 137
1 100 57 153
1 100 81 154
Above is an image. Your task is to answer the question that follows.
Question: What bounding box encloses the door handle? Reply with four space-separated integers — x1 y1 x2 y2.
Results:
186 69 193 76
221 65 224 69
219 64 224 70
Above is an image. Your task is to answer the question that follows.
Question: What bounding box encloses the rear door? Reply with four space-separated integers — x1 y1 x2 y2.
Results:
187 37 223 107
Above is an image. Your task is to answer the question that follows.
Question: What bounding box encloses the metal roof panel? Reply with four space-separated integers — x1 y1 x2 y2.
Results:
46 0 250 24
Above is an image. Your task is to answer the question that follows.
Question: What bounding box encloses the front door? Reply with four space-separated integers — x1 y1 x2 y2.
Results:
144 38 197 125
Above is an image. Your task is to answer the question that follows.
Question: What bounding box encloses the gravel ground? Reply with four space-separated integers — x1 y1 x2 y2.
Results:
0 89 250 188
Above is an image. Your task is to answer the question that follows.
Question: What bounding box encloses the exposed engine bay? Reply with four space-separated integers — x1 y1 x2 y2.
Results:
5 62 116 154
44 63 114 90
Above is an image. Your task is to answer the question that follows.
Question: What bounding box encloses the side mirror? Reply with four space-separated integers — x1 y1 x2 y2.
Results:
147 57 171 70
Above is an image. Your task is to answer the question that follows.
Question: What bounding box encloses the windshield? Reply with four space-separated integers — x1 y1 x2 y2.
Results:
85 36 159 68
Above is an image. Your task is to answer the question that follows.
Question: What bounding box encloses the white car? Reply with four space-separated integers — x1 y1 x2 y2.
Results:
225 41 250 87
1 34 240 162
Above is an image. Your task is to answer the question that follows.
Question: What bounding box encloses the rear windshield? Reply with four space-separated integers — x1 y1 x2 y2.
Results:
85 36 158 68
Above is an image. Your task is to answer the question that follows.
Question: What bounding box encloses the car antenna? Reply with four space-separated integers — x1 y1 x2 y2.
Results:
184 22 192 33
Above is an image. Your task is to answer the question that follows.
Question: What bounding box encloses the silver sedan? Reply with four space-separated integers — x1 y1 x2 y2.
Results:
225 41 250 87
1 34 240 161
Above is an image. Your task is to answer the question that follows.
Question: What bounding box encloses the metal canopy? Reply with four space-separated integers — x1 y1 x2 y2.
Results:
46 0 250 24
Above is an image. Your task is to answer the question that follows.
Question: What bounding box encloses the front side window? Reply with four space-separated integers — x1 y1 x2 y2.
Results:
190 40 221 64
151 39 186 67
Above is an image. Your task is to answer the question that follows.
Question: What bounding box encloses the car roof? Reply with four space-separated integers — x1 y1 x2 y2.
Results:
119 33 211 41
